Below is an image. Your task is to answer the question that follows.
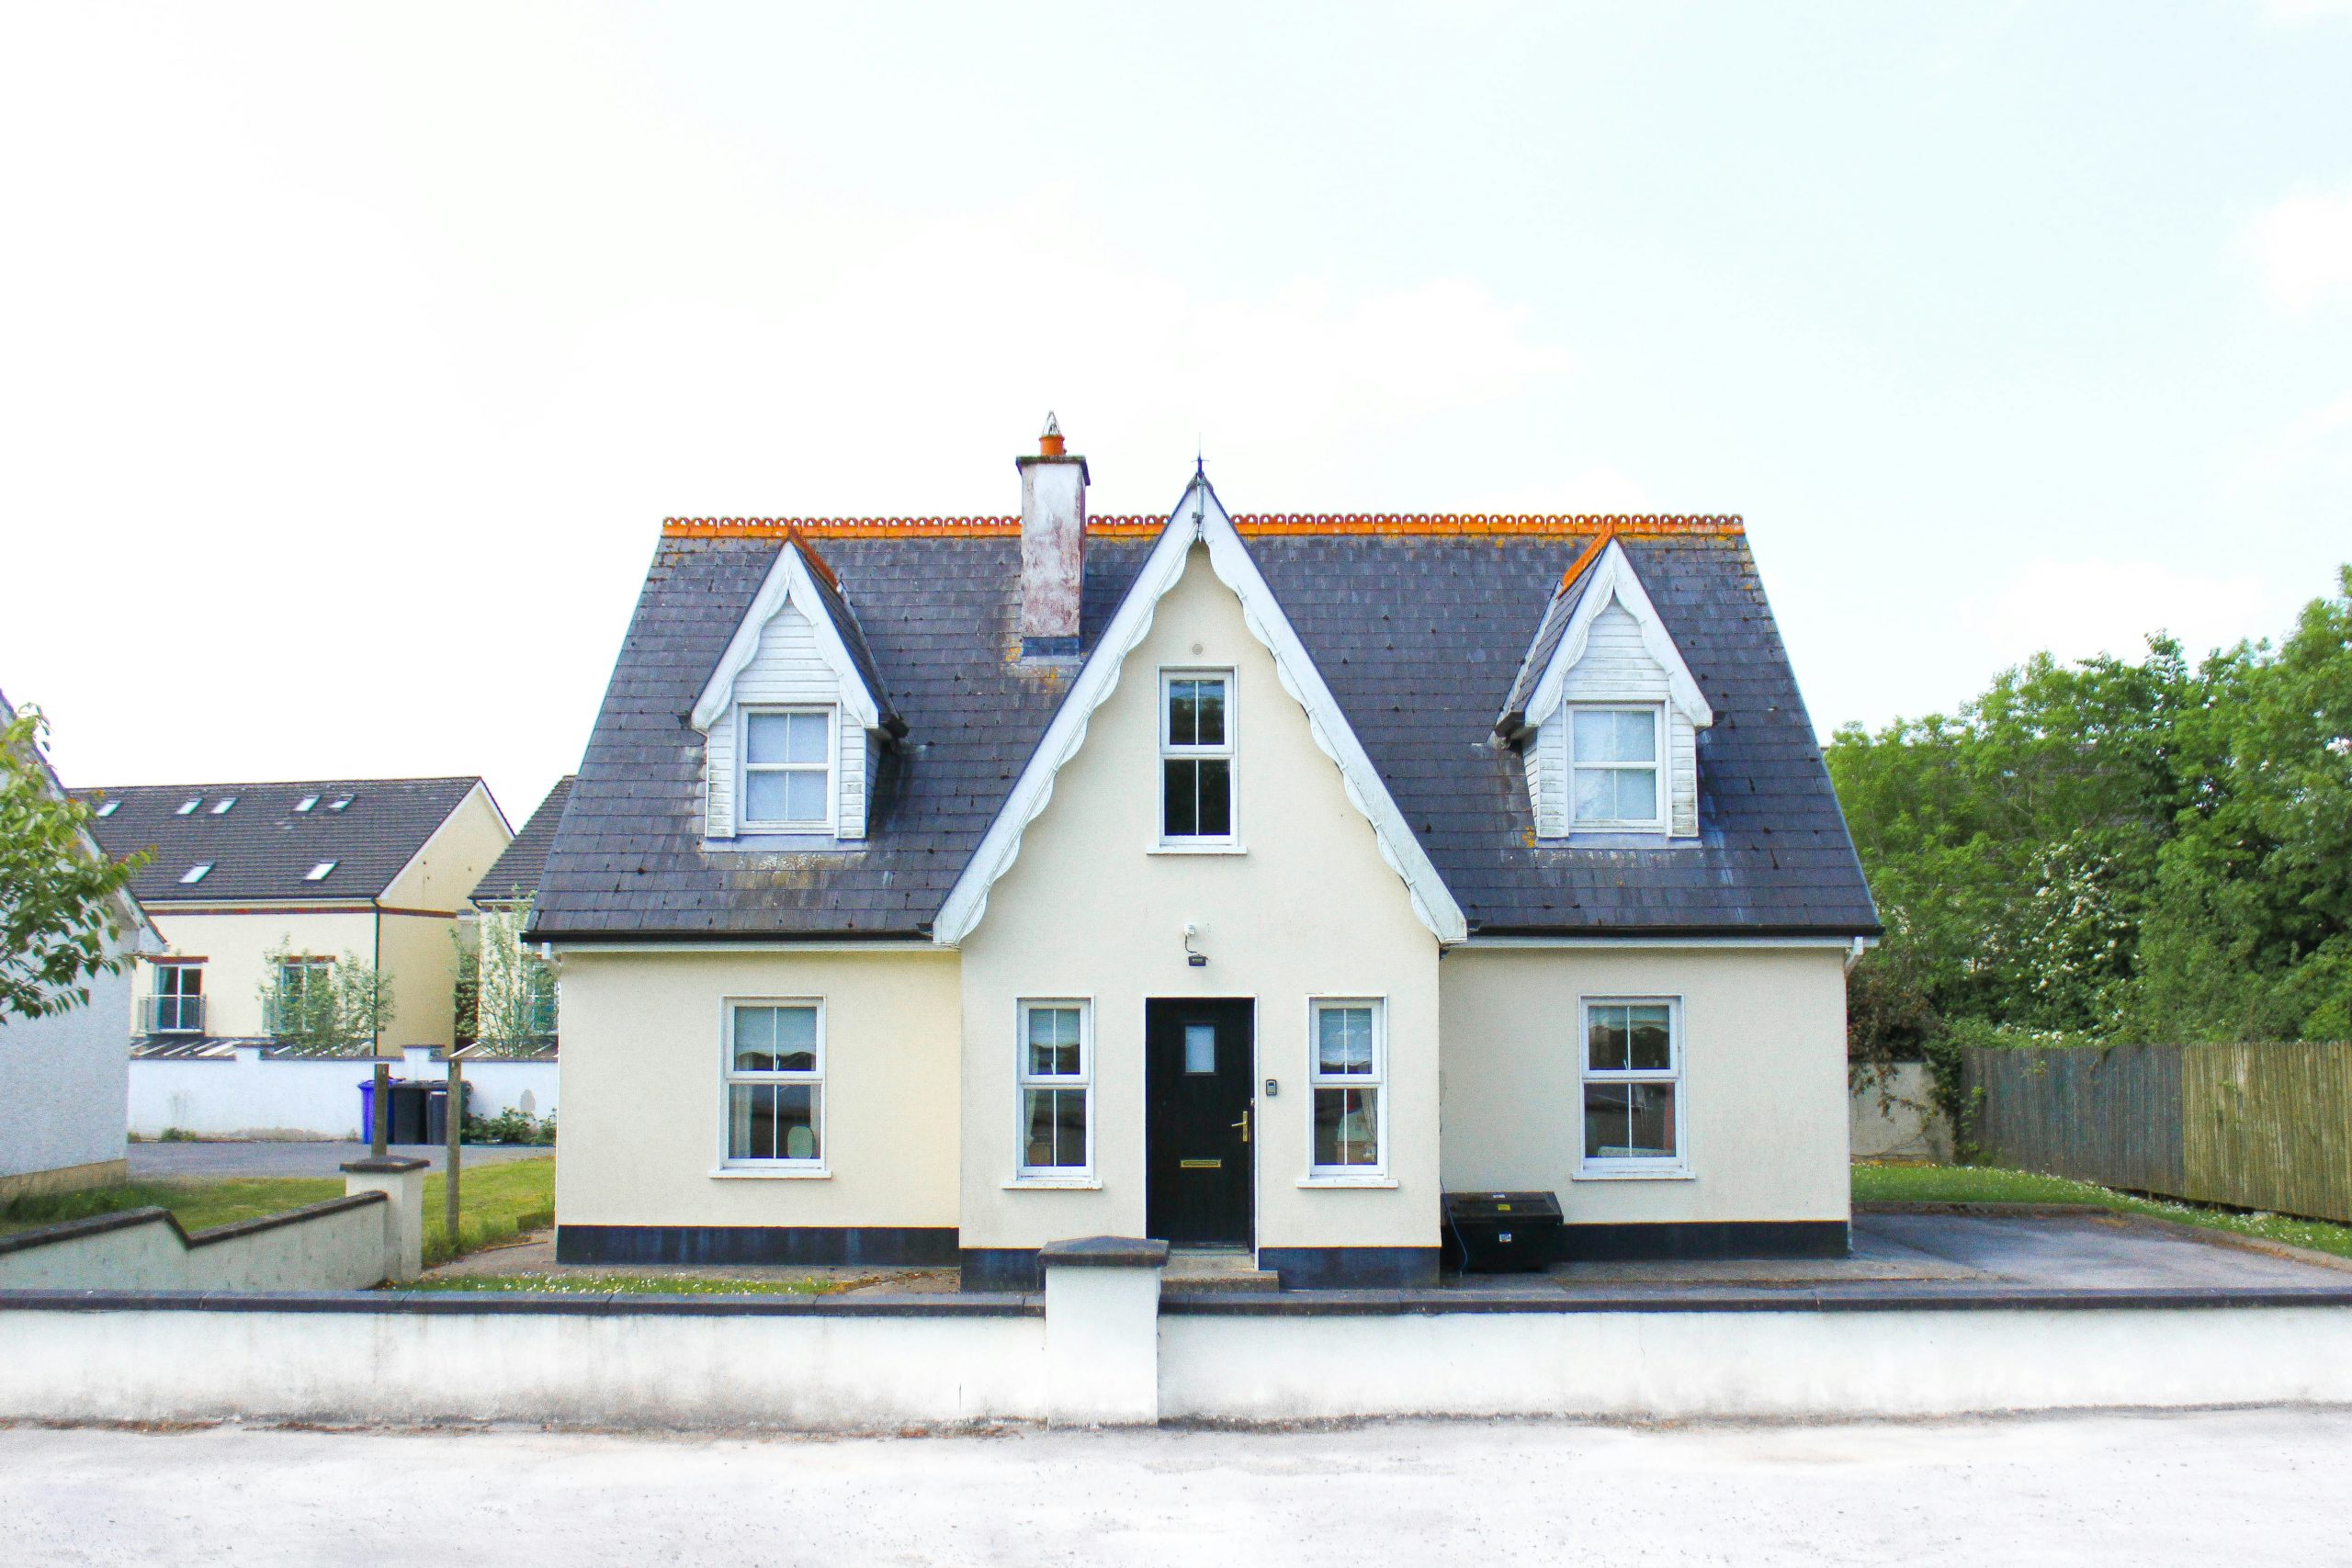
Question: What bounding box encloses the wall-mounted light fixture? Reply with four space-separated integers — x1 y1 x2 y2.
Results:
1183 921 1208 967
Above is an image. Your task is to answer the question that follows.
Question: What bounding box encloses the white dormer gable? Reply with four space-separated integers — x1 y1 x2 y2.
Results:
1519 541 1712 841
693 541 888 842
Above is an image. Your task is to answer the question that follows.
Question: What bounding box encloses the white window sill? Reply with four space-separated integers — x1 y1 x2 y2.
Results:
1147 840 1248 856
1296 1174 1398 1190
1572 1164 1693 1181
708 1166 831 1180
1001 1175 1102 1190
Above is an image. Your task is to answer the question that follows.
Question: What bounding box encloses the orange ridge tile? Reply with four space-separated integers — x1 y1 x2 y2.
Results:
662 513 1743 540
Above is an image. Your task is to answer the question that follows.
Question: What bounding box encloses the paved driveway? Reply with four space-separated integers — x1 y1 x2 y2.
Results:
127 1141 550 1179
3 1407 2345 1566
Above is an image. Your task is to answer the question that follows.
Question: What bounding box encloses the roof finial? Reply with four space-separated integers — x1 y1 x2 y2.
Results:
1039 412 1065 457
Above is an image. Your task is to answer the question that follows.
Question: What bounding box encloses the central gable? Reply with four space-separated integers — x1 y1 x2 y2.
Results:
933 479 1466 946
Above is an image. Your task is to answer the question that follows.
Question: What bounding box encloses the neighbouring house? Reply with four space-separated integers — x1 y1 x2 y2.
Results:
532 419 1879 1289
76 777 511 1057
0 691 163 1200
462 774 572 1050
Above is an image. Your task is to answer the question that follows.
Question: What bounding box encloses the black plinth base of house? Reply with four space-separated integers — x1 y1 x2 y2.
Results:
958 1248 1044 1292
1555 1220 1851 1262
555 1225 960 1268
1258 1247 1443 1291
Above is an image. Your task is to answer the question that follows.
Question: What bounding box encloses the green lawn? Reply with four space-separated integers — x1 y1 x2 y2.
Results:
421 1156 553 1265
2 1155 555 1268
1854 1161 2352 1263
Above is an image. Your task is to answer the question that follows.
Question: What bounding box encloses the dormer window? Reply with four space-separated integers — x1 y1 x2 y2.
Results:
741 707 834 833
1569 706 1663 829
1160 670 1234 842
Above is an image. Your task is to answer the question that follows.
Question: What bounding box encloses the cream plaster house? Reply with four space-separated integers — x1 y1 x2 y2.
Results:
535 421 1879 1289
77 777 511 1056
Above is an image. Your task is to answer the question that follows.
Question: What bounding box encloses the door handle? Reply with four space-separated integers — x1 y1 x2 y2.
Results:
1231 1108 1250 1144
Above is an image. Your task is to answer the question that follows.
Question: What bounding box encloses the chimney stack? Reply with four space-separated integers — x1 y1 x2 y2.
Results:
1015 412 1088 658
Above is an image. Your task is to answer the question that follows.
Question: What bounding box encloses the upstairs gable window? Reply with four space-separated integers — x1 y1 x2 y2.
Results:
740 707 834 832
1160 670 1234 842
1569 705 1663 829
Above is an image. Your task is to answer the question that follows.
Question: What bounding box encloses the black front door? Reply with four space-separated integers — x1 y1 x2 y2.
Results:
1146 998 1255 1247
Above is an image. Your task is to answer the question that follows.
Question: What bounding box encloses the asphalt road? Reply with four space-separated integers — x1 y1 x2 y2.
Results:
6 1407 2347 1566
125 1141 550 1179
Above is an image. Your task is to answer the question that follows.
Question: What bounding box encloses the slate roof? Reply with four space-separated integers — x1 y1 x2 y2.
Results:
534 517 1877 941
73 777 488 904
469 774 576 908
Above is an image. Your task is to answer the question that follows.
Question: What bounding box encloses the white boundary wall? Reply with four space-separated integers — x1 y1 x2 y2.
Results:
1 1307 1048 1428
4 1298 2349 1428
1159 1304 2352 1421
130 1050 558 1140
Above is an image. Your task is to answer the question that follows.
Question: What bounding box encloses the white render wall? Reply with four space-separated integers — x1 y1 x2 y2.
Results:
702 601 868 840
5 1298 2348 1427
1439 944 1852 1226
129 1053 558 1141
0 961 135 1190
554 947 961 1231
0 1199 392 1292
1156 1304 2352 1421
0 1306 1048 1428
1528 601 1700 840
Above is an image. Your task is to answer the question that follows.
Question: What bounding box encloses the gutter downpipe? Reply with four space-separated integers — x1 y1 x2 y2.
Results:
1845 935 1875 975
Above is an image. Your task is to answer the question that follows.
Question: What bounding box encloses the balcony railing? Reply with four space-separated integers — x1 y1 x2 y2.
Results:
141 995 206 1034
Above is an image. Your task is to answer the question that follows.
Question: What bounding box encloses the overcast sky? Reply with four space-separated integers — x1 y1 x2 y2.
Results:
5 2 2349 824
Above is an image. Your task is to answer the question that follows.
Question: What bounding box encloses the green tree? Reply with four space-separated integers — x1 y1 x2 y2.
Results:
0 702 148 1021
1828 637 2193 1047
460 896 556 1055
2128 569 2352 1042
257 941 396 1055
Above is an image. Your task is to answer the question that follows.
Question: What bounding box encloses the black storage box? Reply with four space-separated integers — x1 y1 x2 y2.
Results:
1442 1190 1563 1273
424 1081 470 1145
386 1080 431 1145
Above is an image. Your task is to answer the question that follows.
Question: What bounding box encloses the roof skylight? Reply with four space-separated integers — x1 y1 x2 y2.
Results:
210 797 236 815
176 798 201 816
179 863 212 885
305 861 337 881
95 800 119 818
328 796 354 812
295 795 320 813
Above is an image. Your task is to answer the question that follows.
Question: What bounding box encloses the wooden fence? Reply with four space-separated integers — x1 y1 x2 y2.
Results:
1963 1043 2352 1225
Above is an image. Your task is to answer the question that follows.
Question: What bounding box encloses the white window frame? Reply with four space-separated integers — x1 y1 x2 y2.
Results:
1576 994 1690 1179
1566 703 1667 831
738 704 838 836
716 997 829 1175
150 960 204 1034
1305 996 1389 1181
1158 667 1238 848
1013 998 1094 1182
